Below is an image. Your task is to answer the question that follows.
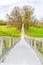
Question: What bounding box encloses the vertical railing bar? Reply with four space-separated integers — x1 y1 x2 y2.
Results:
0 39 3 55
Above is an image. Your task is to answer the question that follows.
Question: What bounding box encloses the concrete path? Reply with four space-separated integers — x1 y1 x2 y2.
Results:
21 24 25 39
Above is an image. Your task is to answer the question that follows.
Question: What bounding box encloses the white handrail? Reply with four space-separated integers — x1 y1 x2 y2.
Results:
0 36 21 62
25 36 43 64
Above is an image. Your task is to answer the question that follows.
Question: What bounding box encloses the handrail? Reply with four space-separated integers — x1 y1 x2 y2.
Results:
0 36 21 62
25 36 43 64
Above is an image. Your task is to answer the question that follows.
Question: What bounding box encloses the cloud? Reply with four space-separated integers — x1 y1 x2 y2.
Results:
0 0 14 6
0 0 43 20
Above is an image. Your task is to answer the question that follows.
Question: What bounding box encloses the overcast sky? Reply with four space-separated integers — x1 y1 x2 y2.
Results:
0 0 43 20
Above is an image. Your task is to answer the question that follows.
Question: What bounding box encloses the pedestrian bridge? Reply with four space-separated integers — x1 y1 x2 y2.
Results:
0 23 43 65
0 36 43 65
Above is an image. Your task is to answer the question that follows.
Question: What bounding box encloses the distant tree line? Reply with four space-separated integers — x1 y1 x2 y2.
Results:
30 18 43 28
0 20 6 25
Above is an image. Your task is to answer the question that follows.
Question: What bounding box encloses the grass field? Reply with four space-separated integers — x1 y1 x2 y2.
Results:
0 25 21 37
0 25 21 53
25 26 43 38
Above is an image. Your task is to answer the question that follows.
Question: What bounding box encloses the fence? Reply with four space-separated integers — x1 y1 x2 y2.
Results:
0 36 21 62
25 37 43 64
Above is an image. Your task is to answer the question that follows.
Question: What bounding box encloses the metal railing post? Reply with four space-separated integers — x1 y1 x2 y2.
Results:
31 39 32 46
0 39 3 55
3 39 7 50
13 38 15 45
9 38 12 48
34 39 36 49
42 40 43 51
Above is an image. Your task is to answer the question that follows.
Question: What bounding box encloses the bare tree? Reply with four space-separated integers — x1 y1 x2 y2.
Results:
23 5 34 31
6 7 22 30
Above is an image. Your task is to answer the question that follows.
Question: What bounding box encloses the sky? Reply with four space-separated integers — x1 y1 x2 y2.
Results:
0 0 43 20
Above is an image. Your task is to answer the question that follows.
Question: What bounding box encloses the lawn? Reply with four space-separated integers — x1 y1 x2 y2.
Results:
0 25 21 53
0 25 21 37
25 26 43 38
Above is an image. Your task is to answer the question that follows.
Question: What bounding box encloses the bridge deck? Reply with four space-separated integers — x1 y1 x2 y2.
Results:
2 39 41 65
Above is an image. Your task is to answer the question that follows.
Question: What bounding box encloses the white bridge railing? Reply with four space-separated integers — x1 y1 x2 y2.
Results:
25 37 43 64
0 36 20 62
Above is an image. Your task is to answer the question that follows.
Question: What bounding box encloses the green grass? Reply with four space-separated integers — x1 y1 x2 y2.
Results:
0 25 21 53
25 26 43 38
40 47 43 55
2 38 12 53
0 25 21 37
36 42 43 55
